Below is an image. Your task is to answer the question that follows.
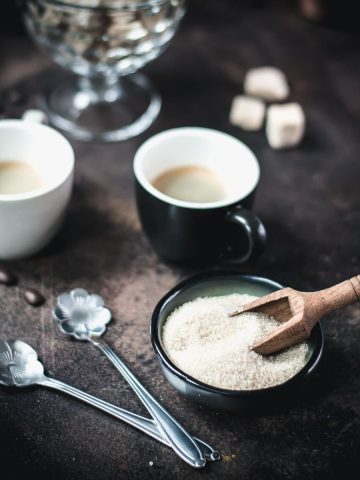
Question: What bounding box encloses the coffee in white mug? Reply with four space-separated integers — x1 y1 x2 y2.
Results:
151 165 226 203
0 161 44 195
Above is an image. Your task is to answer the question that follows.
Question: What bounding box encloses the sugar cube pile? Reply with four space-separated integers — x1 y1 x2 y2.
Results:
229 66 306 149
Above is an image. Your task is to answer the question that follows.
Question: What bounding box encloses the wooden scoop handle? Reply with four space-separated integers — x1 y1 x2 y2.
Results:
305 275 360 327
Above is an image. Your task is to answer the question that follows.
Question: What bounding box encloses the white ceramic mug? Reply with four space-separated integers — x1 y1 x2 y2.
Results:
0 118 74 260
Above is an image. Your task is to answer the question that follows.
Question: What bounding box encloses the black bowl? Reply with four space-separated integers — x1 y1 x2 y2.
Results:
151 271 324 413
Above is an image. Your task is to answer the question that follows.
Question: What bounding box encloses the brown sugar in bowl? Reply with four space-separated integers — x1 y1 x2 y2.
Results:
150 271 324 413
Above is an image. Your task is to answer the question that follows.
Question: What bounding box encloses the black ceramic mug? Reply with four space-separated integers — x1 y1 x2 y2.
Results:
134 127 266 265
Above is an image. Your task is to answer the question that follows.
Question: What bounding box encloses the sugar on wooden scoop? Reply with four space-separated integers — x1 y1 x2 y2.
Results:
229 275 360 355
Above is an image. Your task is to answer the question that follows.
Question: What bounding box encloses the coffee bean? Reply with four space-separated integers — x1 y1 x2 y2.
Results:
24 288 45 307
0 266 18 286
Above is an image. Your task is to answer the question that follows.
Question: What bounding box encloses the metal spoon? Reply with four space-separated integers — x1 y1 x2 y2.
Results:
0 340 219 462
53 288 206 468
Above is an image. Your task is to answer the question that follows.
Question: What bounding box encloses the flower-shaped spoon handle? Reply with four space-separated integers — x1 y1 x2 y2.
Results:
53 289 207 468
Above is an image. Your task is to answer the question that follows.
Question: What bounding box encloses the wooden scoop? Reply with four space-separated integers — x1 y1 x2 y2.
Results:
229 275 360 355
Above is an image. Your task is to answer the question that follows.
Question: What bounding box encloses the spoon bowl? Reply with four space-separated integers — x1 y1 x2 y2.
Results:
54 288 111 340
0 340 46 387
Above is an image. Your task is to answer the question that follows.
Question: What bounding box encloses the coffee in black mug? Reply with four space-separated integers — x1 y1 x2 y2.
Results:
134 127 266 265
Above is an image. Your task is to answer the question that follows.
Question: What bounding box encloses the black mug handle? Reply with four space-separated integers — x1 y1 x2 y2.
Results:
224 206 267 263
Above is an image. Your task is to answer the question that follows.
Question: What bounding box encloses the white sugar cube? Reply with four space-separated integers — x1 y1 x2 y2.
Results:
229 95 266 131
266 103 305 149
22 109 48 125
244 67 290 101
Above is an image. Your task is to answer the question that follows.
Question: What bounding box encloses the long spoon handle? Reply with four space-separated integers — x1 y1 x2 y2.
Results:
39 377 218 462
93 341 206 468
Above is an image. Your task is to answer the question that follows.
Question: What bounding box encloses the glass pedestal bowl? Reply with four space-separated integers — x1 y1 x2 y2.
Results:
21 0 185 141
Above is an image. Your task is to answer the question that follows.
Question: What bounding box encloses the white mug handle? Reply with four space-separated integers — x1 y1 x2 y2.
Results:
22 109 48 125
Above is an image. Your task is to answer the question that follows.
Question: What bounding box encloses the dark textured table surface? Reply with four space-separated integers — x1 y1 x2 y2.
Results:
1 1 360 479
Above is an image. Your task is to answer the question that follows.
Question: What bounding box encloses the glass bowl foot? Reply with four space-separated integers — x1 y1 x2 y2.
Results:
42 73 161 142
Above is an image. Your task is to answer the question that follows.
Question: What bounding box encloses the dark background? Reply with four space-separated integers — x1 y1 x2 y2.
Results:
1 1 360 479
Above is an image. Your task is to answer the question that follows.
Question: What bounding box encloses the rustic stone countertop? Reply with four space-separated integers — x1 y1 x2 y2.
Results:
1 1 360 479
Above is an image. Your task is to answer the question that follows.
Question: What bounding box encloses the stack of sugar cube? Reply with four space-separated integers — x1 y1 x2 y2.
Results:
229 66 305 149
